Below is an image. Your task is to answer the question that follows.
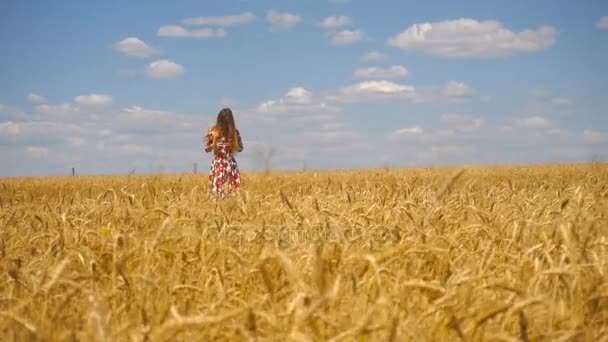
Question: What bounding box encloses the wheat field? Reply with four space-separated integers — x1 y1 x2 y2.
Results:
0 163 607 341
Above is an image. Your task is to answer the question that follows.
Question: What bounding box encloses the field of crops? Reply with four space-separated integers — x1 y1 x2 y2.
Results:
0 164 607 341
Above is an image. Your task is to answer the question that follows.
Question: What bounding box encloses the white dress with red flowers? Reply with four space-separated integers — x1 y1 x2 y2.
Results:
204 128 243 198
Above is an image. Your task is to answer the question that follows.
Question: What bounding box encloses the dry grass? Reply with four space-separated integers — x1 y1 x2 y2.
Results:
1 163 607 341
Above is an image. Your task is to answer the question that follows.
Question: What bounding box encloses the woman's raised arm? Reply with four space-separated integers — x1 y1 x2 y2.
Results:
204 129 214 153
237 129 244 152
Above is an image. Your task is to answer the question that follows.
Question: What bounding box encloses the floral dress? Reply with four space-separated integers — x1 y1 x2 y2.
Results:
204 127 243 198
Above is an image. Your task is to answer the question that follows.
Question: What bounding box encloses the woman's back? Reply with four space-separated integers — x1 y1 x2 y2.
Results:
204 126 243 156
204 108 244 199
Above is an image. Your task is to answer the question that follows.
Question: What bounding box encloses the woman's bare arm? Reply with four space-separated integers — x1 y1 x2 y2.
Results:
204 129 214 152
237 129 244 152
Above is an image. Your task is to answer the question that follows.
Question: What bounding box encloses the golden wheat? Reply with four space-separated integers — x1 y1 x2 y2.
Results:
0 163 607 341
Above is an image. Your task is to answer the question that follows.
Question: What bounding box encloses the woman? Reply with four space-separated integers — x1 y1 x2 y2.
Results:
204 108 244 199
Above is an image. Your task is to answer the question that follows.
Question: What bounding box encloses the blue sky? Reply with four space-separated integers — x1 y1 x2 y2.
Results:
1 0 607 176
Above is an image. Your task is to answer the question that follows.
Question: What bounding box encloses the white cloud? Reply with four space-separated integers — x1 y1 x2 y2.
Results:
0 104 7 112
35 103 75 115
360 51 387 63
529 87 552 98
95 140 105 152
182 13 256 26
386 119 483 157
330 30 364 45
256 87 322 114
320 122 345 130
157 26 226 38
388 18 556 58
391 126 424 137
440 113 482 132
583 130 608 144
247 87 343 130
353 65 408 79
267 10 302 31
548 129 562 135
514 116 550 128
0 104 28 120
547 129 572 138
0 121 20 137
121 106 169 122
116 144 152 155
284 87 313 105
386 113 483 151
343 80 414 95
0 121 83 143
144 60 185 79
26 94 111 120
257 109 332 124
320 15 352 28
25 146 49 159
321 142 372 154
256 101 278 113
74 94 113 106
115 106 205 134
27 93 47 104
99 129 112 137
113 37 157 57
388 130 476 161
242 86 357 166
440 113 468 124
519 91 574 117
388 125 473 144
551 97 572 106
26 94 112 119
550 146 591 161
302 130 358 143
95 138 153 156
326 79 475 104
441 81 476 101
66 136 85 148
333 80 416 102
498 125 514 134
0 103 227 176
597 16 608 30
426 145 476 160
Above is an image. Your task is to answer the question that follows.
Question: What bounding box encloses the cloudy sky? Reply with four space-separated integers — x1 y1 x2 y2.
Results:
1 0 607 176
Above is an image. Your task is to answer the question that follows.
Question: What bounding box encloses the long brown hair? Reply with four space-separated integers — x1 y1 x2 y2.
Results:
213 108 240 154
